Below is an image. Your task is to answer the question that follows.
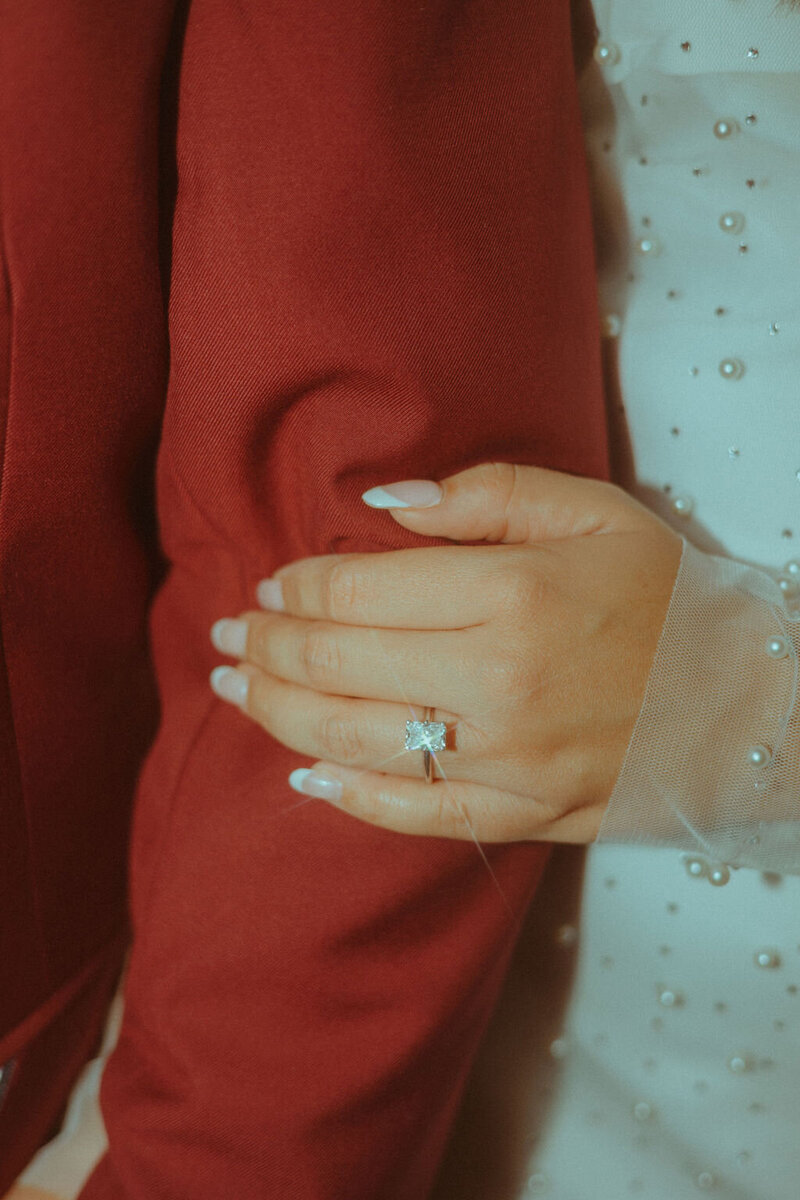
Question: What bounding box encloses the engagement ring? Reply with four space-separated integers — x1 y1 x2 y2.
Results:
405 706 447 783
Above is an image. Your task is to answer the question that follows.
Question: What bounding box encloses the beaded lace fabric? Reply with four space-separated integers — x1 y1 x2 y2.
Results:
597 539 800 874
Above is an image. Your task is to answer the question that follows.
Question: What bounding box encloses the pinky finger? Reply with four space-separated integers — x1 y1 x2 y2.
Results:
287 760 547 843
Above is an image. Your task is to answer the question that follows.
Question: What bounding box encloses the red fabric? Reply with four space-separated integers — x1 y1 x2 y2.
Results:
0 1 175 1189
1 1 607 1196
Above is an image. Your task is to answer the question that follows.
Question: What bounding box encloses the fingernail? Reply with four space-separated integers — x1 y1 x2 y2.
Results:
209 665 250 706
288 767 343 803
361 480 443 509
210 618 248 656
256 578 285 611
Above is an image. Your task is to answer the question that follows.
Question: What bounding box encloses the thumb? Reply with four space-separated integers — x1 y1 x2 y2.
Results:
361 461 637 544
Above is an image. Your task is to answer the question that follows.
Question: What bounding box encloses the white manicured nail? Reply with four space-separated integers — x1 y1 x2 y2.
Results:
209 665 249 706
288 767 343 803
256 578 285 610
210 618 248 656
361 480 443 509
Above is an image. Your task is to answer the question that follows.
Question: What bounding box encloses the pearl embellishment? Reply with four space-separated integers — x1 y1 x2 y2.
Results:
754 948 782 969
671 495 694 518
766 636 789 659
719 357 745 380
684 855 709 879
709 864 731 887
594 40 621 66
637 235 662 257
713 118 739 139
747 744 772 768
719 211 745 235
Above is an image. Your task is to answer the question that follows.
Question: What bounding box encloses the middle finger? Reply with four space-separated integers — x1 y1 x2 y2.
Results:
212 610 474 714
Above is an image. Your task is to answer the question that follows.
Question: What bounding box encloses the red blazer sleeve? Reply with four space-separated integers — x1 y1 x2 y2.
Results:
79 2 609 1197
0 1 176 1189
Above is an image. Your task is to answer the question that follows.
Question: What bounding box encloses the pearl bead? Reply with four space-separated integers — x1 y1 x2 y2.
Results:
636 235 662 257
696 1171 716 1190
784 560 800 577
713 118 739 139
719 211 746 235
633 1100 654 1121
766 636 789 659
747 46 759 59
747 744 772 768
746 113 758 126
594 40 620 66
671 495 694 518
754 948 782 969
719 357 745 380
658 988 684 1008
778 576 798 596
602 312 622 337
709 864 731 887
684 855 709 880
727 1054 751 1074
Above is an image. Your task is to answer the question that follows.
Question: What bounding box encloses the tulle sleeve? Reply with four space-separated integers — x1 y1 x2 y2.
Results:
595 536 800 881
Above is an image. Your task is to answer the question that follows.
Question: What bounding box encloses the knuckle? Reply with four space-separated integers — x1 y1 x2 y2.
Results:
248 619 273 666
479 651 532 700
496 558 553 619
474 459 517 497
320 706 365 764
301 626 343 690
495 565 537 615
324 562 364 621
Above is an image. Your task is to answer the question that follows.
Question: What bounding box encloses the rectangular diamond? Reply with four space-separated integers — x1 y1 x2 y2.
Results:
405 720 447 752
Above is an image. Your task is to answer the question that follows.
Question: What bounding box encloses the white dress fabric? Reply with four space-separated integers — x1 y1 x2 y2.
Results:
16 1 800 1196
502 2 800 1197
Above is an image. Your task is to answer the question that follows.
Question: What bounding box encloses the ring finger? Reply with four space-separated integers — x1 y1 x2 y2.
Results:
215 662 489 784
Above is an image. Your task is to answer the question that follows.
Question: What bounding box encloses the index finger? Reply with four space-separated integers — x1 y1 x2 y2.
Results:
258 544 523 628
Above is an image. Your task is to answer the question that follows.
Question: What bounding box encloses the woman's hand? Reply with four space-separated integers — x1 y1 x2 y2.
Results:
208 463 683 844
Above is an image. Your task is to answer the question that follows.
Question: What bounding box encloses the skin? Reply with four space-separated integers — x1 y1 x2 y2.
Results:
3 1189 63 1200
209 461 684 845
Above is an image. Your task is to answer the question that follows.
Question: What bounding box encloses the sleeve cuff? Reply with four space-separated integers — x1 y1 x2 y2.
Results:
595 536 800 877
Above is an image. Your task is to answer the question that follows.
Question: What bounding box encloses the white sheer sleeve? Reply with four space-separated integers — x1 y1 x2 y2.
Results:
595 536 800 880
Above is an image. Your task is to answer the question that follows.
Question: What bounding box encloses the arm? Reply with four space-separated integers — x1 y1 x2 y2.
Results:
76 4 606 1199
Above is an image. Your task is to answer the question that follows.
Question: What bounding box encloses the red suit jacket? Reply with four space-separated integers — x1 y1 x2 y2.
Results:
0 1 607 1195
